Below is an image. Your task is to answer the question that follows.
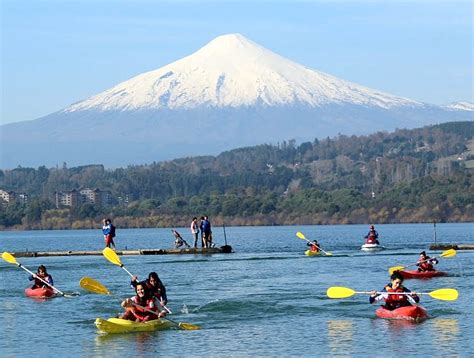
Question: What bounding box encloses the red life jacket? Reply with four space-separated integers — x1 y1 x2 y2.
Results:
418 259 434 272
310 244 320 252
384 286 408 306
130 296 158 321
33 273 52 288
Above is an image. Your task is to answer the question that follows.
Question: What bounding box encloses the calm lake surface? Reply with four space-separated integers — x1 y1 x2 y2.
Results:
1 223 473 357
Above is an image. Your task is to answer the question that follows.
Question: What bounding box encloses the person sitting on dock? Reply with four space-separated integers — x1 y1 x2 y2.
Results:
364 225 380 245
29 265 54 289
120 282 166 322
416 251 439 272
307 240 320 253
172 229 190 248
131 272 168 306
369 271 419 310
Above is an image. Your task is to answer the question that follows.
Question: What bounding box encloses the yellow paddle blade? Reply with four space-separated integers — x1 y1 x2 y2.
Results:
296 232 307 240
440 249 456 258
327 286 356 299
102 247 122 266
325 252 333 256
428 288 458 301
79 277 111 295
1 252 18 265
388 266 405 275
178 322 201 330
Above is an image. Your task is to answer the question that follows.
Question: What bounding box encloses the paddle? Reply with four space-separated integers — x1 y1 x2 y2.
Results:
326 286 458 301
296 231 333 256
388 249 457 275
102 248 172 314
79 276 200 330
1 251 70 297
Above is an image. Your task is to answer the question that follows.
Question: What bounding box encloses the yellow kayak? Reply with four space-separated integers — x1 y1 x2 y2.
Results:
305 249 322 256
95 317 175 334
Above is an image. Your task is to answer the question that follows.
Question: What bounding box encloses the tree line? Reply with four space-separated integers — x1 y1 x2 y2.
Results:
1 121 473 229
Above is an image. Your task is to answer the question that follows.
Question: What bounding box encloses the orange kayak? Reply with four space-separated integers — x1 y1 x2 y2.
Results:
375 305 428 321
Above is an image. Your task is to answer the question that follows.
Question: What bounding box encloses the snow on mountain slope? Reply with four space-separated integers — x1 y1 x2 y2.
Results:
65 33 421 113
445 101 474 111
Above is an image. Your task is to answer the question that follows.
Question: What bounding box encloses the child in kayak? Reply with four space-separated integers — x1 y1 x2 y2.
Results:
131 272 168 306
369 271 419 310
29 265 54 289
307 240 321 253
120 283 167 322
416 251 439 272
364 225 380 245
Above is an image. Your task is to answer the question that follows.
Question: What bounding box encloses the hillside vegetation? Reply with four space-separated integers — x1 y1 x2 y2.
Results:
1 121 473 229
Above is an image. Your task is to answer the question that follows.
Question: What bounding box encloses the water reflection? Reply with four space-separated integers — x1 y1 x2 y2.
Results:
327 319 354 356
430 318 460 356
93 331 156 357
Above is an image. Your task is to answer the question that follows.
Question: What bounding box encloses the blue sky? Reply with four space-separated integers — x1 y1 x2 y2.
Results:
1 0 472 125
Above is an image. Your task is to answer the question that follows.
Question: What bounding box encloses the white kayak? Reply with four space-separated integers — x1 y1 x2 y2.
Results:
361 243 385 251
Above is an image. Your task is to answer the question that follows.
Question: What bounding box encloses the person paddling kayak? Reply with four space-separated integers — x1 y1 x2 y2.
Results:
29 265 54 289
120 282 167 322
417 251 439 272
369 272 419 310
307 240 321 253
131 272 168 306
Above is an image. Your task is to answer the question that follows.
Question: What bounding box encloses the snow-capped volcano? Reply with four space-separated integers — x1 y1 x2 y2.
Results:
1 33 471 168
66 33 419 112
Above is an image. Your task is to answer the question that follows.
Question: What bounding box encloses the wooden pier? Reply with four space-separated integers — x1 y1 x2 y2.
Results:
12 245 233 258
429 244 474 251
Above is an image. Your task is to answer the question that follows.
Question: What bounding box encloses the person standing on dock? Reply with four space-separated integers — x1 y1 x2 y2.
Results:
190 217 199 248
199 216 206 248
102 218 116 249
201 216 212 248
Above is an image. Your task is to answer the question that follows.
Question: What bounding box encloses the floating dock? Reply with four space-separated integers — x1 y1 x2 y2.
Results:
12 245 233 258
429 244 474 251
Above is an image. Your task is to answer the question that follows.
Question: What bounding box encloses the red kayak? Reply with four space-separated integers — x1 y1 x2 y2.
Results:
399 270 447 279
375 305 428 321
25 287 56 298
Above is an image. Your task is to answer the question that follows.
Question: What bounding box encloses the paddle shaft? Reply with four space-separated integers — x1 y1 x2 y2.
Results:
17 263 65 296
401 255 441 270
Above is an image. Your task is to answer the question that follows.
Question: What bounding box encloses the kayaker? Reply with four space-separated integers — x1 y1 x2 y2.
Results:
369 271 419 310
307 240 320 252
131 272 168 306
29 265 54 289
120 283 166 322
416 251 439 272
364 225 380 244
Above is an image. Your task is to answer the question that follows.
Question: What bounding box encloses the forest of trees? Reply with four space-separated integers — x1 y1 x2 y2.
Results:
1 121 473 229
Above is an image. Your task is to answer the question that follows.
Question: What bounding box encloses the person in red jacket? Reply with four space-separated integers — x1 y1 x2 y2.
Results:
416 251 439 272
120 283 166 322
369 272 419 310
29 265 54 289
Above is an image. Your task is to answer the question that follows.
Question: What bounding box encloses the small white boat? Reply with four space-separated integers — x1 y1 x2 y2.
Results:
360 243 385 251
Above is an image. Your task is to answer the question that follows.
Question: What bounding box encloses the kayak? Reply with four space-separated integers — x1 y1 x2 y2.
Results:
399 270 448 279
361 243 385 252
25 287 56 298
95 317 175 334
375 305 428 321
305 249 322 256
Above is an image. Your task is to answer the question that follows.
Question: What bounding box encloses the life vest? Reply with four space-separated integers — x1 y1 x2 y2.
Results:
129 296 158 321
310 244 320 252
146 282 165 301
33 273 52 288
366 234 377 244
418 259 434 272
383 286 410 310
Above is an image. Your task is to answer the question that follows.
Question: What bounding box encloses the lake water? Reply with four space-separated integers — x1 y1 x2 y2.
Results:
1 223 473 357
